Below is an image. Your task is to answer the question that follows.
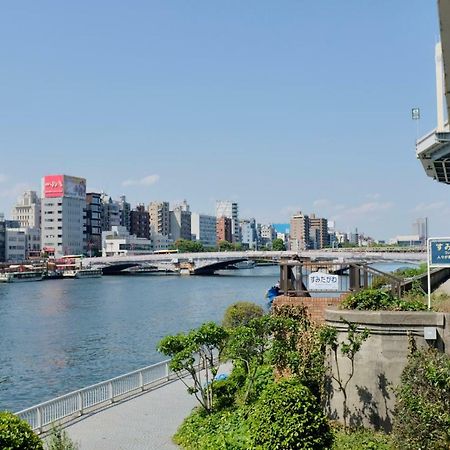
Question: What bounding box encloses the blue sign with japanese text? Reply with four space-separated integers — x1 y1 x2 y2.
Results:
430 240 450 265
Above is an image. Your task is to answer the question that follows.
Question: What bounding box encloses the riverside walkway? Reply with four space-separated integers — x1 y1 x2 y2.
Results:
63 377 196 450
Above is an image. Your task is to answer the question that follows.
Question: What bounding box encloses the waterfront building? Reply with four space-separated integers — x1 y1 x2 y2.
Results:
102 226 152 256
309 214 329 249
335 231 349 245
0 219 5 261
348 230 359 246
5 226 26 262
216 201 240 243
25 226 41 258
86 193 102 256
151 233 173 251
390 235 423 247
240 219 258 249
41 175 86 257
148 201 170 237
100 194 120 232
217 216 232 243
11 190 41 229
170 201 191 241
118 195 131 232
259 224 277 248
191 213 217 247
130 204 150 239
290 212 310 252
412 218 428 244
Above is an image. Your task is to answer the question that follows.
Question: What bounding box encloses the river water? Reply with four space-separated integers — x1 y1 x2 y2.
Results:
0 262 414 412
0 267 279 412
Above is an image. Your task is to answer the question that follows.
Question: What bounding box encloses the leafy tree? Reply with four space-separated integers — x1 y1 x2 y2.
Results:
271 238 286 251
225 316 273 403
157 322 228 414
218 240 234 251
0 411 43 450
321 320 370 429
269 304 327 401
248 379 333 450
173 239 204 253
222 302 264 329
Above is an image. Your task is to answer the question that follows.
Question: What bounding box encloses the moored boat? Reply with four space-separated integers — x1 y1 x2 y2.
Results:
63 268 103 279
0 271 44 283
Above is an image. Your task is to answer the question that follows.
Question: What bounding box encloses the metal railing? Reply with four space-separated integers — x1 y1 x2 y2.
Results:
16 359 177 434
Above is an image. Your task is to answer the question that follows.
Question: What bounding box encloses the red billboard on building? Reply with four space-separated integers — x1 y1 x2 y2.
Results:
43 175 86 199
43 175 64 198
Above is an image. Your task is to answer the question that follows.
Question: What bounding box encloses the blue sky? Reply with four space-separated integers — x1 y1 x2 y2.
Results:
0 1 446 239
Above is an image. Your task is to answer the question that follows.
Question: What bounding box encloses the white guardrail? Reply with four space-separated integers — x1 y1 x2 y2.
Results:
16 359 184 434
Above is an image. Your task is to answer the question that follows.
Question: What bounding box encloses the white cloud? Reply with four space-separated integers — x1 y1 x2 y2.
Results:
347 201 394 215
413 201 447 213
313 199 331 208
122 174 160 187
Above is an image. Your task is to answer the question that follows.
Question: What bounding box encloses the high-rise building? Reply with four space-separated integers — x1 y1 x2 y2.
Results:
240 219 258 249
216 201 240 243
412 218 428 244
11 190 41 229
100 194 120 231
170 201 191 241
290 212 310 252
148 201 170 237
86 193 102 256
118 195 131 232
130 204 150 239
217 216 232 243
41 175 86 257
309 214 329 249
191 213 217 247
0 219 5 261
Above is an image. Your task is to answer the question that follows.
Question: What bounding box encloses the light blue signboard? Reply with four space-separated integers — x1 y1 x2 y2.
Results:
430 240 450 265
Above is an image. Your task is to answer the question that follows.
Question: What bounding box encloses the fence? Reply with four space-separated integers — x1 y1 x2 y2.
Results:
16 358 179 434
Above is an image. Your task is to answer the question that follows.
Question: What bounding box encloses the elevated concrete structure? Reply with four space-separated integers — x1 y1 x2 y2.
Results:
416 1 450 182
326 309 450 431
86 250 426 275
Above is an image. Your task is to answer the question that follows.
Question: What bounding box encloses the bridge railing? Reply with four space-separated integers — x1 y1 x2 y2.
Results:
16 358 181 434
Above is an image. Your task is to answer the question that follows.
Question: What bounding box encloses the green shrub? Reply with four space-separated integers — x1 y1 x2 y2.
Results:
248 379 333 449
174 406 251 449
332 427 392 449
0 411 43 450
392 347 450 449
222 302 264 329
45 427 78 450
342 289 427 311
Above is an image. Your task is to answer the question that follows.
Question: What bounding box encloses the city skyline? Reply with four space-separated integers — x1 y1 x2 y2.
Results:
0 1 446 238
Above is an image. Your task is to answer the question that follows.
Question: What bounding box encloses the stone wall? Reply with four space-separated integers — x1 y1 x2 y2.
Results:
273 295 346 323
325 309 450 431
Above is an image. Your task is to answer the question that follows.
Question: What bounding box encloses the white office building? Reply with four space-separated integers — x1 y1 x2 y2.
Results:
102 226 153 256
41 175 86 257
11 190 41 229
191 213 217 247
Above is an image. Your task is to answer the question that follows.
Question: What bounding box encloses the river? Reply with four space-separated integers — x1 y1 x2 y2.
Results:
0 262 415 412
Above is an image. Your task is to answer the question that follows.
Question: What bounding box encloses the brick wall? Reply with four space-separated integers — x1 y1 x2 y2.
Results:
273 295 346 323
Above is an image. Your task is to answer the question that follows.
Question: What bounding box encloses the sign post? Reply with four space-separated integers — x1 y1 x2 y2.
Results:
427 237 450 310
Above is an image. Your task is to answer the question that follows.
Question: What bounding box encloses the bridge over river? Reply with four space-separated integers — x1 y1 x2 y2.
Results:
86 249 426 275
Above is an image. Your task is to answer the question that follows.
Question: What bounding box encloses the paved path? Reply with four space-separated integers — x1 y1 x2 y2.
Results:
63 379 196 450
